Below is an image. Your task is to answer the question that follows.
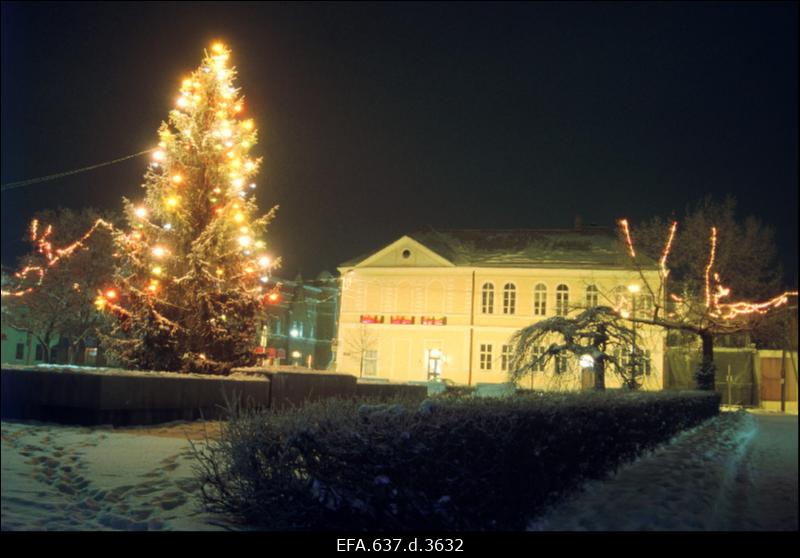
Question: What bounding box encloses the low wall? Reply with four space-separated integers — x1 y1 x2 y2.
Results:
355 382 427 402
1 367 271 426
267 371 358 410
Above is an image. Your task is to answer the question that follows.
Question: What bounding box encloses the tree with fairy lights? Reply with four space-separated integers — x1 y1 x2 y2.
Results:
99 42 279 374
616 217 796 391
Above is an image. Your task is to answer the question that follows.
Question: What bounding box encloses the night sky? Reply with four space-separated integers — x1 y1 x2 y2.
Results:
2 2 797 283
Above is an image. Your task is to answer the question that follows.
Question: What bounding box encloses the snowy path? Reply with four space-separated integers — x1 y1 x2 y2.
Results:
723 414 798 530
529 411 798 531
1 421 231 531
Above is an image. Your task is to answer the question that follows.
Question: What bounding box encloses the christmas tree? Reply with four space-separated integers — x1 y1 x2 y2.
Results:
99 42 279 374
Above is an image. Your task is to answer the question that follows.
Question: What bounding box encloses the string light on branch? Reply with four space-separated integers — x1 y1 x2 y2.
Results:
618 219 636 258
660 221 678 277
704 226 717 308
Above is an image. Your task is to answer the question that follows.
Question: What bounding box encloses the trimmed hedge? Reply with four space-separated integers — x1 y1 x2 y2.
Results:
192 390 720 530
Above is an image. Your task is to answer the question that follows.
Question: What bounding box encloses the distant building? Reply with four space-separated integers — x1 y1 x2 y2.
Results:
255 272 339 369
335 227 666 389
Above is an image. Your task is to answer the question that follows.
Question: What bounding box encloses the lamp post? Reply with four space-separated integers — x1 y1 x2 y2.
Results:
627 284 640 389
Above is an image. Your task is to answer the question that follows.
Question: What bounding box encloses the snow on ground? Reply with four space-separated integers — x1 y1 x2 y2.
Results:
528 410 798 531
1 420 233 531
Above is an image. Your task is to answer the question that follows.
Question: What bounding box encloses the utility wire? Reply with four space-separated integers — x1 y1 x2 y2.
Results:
1 149 153 191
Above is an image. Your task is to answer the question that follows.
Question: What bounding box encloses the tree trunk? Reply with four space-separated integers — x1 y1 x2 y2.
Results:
696 330 716 391
594 359 606 390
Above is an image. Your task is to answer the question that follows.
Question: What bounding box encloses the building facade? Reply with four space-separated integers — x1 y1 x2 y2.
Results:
255 272 339 369
335 228 665 390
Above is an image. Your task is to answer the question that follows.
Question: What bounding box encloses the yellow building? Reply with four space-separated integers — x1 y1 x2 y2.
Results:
335 228 665 391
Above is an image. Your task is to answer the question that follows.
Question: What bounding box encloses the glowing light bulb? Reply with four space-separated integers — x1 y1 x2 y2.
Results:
232 177 244 188
152 266 162 276
182 78 193 88
258 256 270 268
212 42 225 53
172 174 183 184
216 268 224 276
238 235 252 247
255 240 265 249
244 161 255 171
105 289 117 300
221 128 232 138
234 212 244 223
163 223 172 231
177 97 189 108
243 120 254 131
242 141 251 148
249 183 257 190
153 150 165 162
234 104 242 112
166 196 179 208
134 207 147 219
152 246 167 258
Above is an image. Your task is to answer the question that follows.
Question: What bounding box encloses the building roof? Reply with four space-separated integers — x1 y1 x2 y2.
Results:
341 227 659 269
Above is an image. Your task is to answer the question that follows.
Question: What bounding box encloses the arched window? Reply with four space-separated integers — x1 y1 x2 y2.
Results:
503 283 516 314
481 283 494 314
585 285 599 308
534 283 547 316
555 284 569 316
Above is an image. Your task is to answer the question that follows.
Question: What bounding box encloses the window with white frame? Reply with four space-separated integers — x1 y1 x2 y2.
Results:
534 283 547 316
363 350 378 376
585 284 599 308
501 344 513 371
480 344 493 370
614 347 651 376
481 283 495 314
556 284 569 316
555 353 569 374
503 283 516 314
532 345 546 372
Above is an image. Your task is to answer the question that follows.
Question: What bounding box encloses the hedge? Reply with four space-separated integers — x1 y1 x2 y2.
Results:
191 390 720 530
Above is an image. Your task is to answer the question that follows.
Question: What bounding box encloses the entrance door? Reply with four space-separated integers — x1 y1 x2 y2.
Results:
426 348 442 381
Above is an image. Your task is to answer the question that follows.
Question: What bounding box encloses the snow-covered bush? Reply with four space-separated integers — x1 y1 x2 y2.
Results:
191 390 720 530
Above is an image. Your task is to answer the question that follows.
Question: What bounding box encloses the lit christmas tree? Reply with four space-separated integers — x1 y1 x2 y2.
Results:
99 42 279 374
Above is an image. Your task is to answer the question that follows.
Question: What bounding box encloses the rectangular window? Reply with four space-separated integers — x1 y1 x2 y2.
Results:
501 344 513 371
642 349 652 375
534 287 547 316
35 344 44 361
532 345 545 372
480 344 493 371
363 350 378 376
555 353 569 374
15 343 24 360
503 285 516 315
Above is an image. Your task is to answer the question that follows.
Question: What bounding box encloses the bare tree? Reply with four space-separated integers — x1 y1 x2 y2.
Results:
344 325 378 378
617 216 797 390
2 208 116 364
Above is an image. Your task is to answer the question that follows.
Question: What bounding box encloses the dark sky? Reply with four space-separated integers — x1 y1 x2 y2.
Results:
2 2 797 283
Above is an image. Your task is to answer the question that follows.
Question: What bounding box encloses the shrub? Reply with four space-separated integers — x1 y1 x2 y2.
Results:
191 390 720 530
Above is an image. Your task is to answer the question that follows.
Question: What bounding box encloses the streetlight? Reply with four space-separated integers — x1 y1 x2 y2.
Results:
627 284 640 388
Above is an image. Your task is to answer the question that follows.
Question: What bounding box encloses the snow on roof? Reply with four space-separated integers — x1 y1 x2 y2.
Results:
341 227 659 269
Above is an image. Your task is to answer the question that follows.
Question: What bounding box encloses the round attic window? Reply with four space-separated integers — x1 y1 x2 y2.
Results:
402 249 411 259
